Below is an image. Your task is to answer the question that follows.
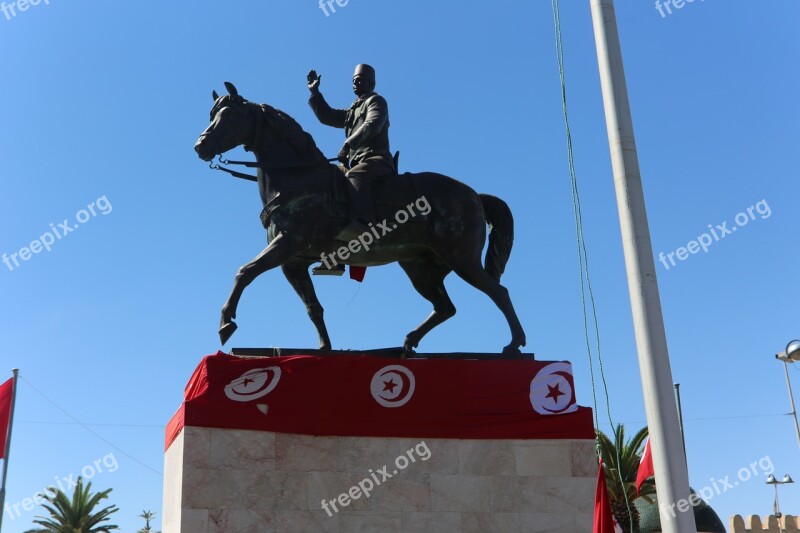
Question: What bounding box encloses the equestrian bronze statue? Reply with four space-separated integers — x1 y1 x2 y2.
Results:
194 81 527 354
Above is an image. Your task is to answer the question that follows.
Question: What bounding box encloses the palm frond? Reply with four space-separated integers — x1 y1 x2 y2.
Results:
26 477 119 532
596 424 656 531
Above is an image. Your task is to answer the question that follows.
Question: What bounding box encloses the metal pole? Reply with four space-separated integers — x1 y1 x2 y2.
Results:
781 360 800 448
674 383 687 461
0 369 20 533
589 2 696 531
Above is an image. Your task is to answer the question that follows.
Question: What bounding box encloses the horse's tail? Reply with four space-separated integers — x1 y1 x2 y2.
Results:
480 194 514 282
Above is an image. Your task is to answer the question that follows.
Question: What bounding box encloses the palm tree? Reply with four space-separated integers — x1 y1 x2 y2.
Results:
137 509 158 533
24 476 119 533
596 425 656 533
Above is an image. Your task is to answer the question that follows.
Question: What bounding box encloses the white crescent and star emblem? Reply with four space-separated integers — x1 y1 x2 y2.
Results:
224 367 282 402
529 362 578 415
370 365 415 408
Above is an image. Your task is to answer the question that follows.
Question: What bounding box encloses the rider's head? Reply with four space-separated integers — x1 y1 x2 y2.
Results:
353 64 376 97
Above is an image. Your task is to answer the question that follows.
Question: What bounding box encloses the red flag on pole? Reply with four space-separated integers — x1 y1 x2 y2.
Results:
0 372 19 533
635 436 654 493
0 378 13 459
594 459 618 533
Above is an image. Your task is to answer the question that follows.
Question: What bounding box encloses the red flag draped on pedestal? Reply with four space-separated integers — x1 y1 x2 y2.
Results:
635 437 654 493
0 378 13 459
166 352 595 449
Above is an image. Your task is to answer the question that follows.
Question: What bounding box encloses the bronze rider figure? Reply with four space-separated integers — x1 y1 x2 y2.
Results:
307 64 394 262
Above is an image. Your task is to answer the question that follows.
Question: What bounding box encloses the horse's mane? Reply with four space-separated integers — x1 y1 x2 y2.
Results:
256 102 326 162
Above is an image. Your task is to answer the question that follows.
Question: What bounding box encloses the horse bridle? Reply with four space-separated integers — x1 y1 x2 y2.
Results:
207 100 337 182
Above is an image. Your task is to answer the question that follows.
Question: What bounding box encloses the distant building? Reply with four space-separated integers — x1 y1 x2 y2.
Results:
729 515 800 532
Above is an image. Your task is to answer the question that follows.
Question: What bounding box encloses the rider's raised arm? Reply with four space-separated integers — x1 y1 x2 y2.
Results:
345 95 388 146
308 92 347 129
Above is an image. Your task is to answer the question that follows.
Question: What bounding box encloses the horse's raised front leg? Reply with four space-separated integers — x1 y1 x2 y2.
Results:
220 232 298 345
281 262 332 350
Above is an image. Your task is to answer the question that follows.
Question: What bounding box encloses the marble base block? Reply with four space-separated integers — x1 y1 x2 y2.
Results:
163 427 596 533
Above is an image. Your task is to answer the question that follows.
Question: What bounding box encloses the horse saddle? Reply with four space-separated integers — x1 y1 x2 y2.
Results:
329 152 428 222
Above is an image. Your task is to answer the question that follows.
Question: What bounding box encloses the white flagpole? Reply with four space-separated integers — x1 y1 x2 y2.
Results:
0 369 20 533
589 1 696 531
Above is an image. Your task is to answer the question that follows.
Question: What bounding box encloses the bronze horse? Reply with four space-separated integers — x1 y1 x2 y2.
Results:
194 82 527 354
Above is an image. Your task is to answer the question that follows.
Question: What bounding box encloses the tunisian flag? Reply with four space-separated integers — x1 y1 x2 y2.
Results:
0 378 13 459
594 459 619 533
166 352 594 450
635 437 654 492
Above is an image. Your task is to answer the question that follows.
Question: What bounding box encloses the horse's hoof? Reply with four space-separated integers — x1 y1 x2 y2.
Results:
219 322 238 346
502 344 522 357
402 343 416 357
401 343 416 358
403 334 420 353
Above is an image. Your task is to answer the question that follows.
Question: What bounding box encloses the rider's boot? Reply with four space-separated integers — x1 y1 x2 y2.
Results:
312 262 345 276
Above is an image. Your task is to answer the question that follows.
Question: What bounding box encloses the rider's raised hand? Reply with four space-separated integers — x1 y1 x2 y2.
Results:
307 70 321 94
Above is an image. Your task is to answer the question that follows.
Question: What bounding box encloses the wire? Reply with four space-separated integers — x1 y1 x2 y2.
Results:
551 0 634 527
596 412 787 426
345 280 362 306
16 420 165 428
18 375 163 476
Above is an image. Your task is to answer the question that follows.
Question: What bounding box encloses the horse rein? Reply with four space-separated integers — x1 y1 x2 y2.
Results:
209 155 339 183
208 101 338 182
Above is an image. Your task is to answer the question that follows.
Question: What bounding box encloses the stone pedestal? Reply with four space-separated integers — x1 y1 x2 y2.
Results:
163 351 597 532
164 427 596 533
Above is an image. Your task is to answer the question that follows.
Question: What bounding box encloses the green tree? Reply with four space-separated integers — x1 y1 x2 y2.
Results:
596 425 656 533
24 477 119 533
137 509 159 533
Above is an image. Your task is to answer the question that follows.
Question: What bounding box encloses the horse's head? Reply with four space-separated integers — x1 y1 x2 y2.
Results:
196 82 326 170
194 82 256 162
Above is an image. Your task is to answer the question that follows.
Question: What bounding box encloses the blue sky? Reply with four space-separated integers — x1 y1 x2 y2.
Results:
1 0 798 530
